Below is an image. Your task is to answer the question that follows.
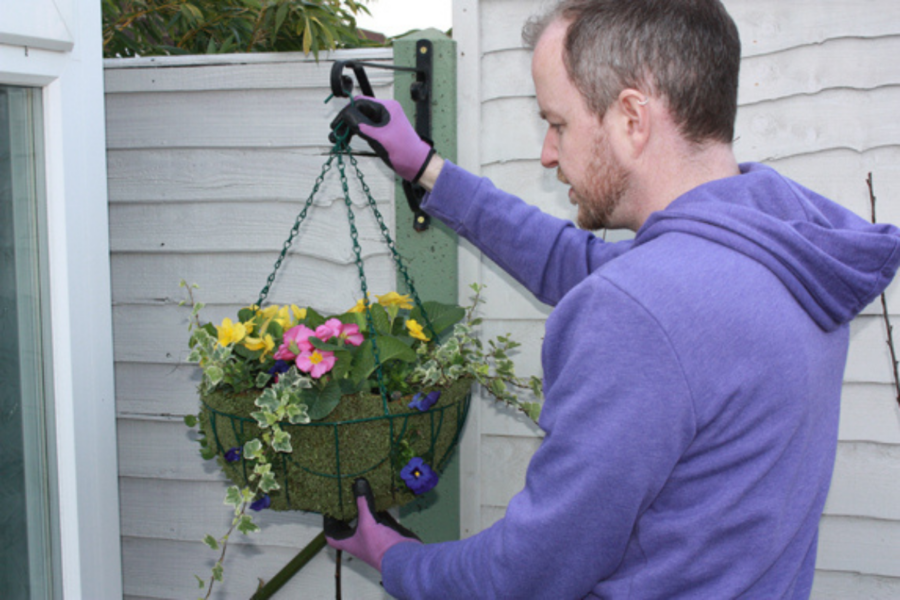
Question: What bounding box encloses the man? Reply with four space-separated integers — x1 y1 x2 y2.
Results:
325 1 900 597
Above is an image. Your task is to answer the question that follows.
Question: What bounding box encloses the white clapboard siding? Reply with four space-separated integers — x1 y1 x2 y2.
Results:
119 477 321 544
116 361 201 418
824 442 900 520
107 148 394 204
106 48 397 599
121 537 387 600
103 50 393 94
458 0 900 593
109 200 395 260
811 571 900 600
110 254 396 310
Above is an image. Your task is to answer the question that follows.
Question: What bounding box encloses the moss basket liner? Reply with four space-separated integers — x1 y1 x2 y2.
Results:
199 377 472 520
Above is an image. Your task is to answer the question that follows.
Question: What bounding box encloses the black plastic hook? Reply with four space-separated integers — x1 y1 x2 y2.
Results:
329 43 435 231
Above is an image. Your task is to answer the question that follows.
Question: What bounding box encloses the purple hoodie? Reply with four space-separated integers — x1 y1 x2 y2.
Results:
382 162 900 599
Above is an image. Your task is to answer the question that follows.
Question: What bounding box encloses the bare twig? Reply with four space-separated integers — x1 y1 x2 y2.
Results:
866 173 900 408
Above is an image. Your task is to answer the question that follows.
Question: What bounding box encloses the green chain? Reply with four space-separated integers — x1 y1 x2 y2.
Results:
256 112 438 415
335 148 391 412
345 152 438 340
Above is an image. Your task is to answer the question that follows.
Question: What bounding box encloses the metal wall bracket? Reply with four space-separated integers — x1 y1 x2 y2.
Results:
330 39 434 232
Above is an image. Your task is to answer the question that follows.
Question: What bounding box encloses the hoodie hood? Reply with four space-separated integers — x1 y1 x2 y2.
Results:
636 163 900 332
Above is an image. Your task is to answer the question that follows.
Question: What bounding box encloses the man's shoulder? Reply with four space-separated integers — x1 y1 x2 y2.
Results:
599 230 754 293
570 229 788 333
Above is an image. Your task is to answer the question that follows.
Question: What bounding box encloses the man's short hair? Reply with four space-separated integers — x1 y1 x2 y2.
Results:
523 0 741 145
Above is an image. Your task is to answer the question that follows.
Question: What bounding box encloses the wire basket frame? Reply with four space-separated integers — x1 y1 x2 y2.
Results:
199 377 471 519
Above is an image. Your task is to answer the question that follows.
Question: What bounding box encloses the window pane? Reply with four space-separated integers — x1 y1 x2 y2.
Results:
0 85 59 600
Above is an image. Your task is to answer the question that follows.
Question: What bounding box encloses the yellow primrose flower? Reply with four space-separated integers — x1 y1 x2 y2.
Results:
377 291 413 309
406 319 430 342
291 305 307 322
258 305 280 320
244 334 275 359
347 298 368 313
269 306 293 330
217 318 247 347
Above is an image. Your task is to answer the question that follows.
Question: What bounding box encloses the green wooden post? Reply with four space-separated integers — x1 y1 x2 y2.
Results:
392 29 461 544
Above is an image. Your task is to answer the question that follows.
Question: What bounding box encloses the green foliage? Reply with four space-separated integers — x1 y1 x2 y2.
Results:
410 301 466 340
102 0 379 58
410 284 544 423
301 378 343 420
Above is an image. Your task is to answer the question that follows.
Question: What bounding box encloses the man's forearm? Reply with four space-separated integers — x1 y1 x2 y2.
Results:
416 153 445 191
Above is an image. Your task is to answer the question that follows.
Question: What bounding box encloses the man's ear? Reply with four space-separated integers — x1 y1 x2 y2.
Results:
615 88 652 157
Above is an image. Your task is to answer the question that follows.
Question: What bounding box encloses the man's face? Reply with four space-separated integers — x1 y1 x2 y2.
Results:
532 20 630 230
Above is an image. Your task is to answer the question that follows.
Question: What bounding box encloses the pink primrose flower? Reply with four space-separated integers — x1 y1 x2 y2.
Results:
315 318 344 342
274 324 315 361
338 323 365 346
296 349 337 379
314 318 364 347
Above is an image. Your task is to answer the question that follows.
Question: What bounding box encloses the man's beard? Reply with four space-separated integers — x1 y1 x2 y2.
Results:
561 133 629 230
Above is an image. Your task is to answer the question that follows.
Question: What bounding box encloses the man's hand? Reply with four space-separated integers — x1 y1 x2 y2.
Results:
330 97 435 183
324 478 422 572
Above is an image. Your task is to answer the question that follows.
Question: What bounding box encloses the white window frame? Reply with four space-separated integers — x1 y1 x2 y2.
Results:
0 1 123 597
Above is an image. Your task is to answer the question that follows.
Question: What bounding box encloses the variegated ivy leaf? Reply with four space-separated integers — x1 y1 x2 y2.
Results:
203 534 219 550
243 439 263 460
255 388 280 412
237 515 260 535
286 404 310 425
224 486 243 508
272 428 291 453
212 562 224 582
255 372 272 387
259 471 280 493
250 410 269 428
206 365 224 386
279 368 311 389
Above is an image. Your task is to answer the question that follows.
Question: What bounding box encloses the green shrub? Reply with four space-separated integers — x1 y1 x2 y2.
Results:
102 0 379 58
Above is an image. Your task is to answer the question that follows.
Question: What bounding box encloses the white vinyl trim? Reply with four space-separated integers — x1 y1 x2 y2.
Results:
1 1 123 597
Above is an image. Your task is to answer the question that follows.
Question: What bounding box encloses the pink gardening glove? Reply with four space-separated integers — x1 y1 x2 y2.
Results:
330 97 435 182
324 478 422 571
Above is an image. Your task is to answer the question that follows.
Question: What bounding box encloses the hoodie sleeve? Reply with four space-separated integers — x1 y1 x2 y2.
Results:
381 277 696 599
421 161 633 306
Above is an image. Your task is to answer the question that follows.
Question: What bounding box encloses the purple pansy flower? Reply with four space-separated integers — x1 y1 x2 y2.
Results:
250 494 271 511
408 390 441 412
400 457 439 495
224 446 242 463
268 360 292 376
